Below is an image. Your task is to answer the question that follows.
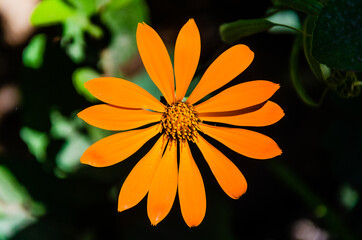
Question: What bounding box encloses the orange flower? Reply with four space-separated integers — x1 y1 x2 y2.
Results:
78 19 284 227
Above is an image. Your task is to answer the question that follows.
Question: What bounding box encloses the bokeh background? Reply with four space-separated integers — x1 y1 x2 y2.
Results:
0 0 361 239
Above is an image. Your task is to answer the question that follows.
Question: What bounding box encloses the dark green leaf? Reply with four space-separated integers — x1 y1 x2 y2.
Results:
220 19 275 43
273 0 323 15
23 34 47 69
30 0 76 26
312 0 362 71
303 16 325 81
267 10 301 34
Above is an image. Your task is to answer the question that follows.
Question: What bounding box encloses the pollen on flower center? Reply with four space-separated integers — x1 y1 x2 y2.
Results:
161 102 201 142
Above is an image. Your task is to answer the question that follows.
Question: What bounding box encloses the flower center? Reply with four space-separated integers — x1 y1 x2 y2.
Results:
161 102 201 143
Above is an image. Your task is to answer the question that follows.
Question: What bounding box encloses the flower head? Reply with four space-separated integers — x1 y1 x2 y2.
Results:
78 19 284 227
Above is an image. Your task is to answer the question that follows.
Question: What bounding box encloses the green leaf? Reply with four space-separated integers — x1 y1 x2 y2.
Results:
72 67 100 101
267 10 301 33
312 0 362 71
220 19 275 43
19 127 49 162
30 0 76 26
272 0 323 15
22 34 47 69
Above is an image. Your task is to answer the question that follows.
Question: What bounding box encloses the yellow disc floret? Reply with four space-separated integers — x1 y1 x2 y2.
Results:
161 102 201 143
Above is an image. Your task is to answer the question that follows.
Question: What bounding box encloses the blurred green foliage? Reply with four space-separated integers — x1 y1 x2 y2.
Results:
0 166 45 239
31 0 76 26
31 0 103 62
22 34 47 69
21 0 150 174
100 0 149 76
340 185 359 211
50 110 92 175
72 68 100 102
19 127 49 162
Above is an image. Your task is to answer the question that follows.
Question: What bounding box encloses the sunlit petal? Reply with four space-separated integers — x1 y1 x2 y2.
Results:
80 125 159 167
199 101 284 127
147 143 178 225
200 123 282 159
196 135 247 199
78 104 163 131
118 137 165 212
85 77 165 112
187 44 254 104
137 23 175 105
178 141 206 227
195 80 280 113
174 19 201 102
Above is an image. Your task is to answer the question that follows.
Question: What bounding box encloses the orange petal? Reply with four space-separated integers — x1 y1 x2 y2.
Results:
178 141 206 227
137 23 175 105
78 104 163 131
85 77 165 112
196 135 247 199
174 19 201 102
147 143 178 225
186 44 254 104
200 123 282 160
80 125 159 167
118 137 165 212
195 80 280 113
199 101 284 127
